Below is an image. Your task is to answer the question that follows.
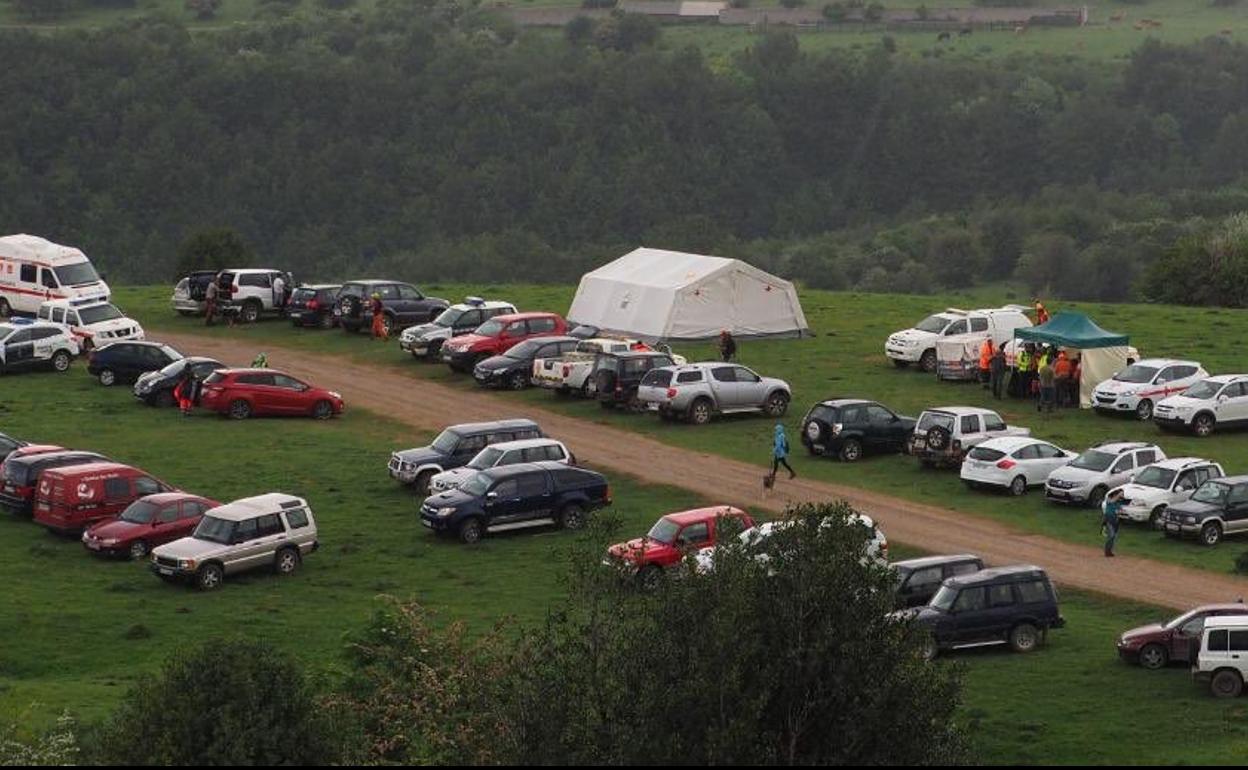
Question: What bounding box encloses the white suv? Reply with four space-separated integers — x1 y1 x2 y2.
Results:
1194 615 1248 698
1044 441 1166 507
0 319 80 373
1092 358 1206 421
37 298 143 348
1154 375 1248 437
399 298 517 360
216 269 294 323
885 306 1031 373
1113 457 1225 526
908 406 1030 469
429 438 573 492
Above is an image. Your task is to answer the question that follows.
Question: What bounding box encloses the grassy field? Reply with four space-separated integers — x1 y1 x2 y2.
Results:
117 284 1248 578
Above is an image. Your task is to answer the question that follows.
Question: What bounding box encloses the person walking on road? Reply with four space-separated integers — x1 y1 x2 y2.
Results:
1101 488 1124 557
989 346 1007 399
204 279 218 327
768 423 796 485
719 329 737 362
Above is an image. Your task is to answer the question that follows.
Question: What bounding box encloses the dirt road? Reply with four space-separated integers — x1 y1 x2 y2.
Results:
162 331 1246 610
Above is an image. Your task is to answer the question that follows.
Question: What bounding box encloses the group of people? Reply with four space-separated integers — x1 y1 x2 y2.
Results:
977 339 1081 411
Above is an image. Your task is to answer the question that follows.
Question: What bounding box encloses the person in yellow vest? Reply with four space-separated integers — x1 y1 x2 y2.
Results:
1013 343 1032 398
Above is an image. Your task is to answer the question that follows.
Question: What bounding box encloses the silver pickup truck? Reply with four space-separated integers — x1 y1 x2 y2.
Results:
635 362 791 425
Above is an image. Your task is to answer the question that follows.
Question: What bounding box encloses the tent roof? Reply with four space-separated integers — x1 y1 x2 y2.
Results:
1015 311 1128 349
582 247 739 290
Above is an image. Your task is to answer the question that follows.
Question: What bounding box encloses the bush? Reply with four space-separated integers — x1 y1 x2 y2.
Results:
184 0 221 18
0 712 78 766
565 14 595 44
174 227 253 281
863 1 884 21
12 0 71 21
822 2 846 21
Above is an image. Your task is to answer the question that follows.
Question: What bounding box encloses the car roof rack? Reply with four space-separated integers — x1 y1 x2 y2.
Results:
1092 439 1141 451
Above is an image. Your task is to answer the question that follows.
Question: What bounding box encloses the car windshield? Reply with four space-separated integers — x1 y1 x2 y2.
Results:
434 307 465 327
1113 364 1159 384
647 517 681 545
469 447 504 470
431 430 461 454
54 262 100 286
505 340 544 360
1133 465 1176 490
916 412 955 432
1070 450 1116 472
460 473 491 497
0 327 12 342
193 515 234 544
474 319 504 337
1192 481 1230 506
77 304 124 325
157 359 188 377
159 345 182 362
930 584 958 611
914 315 951 334
1164 609 1199 631
1183 380 1224 400
120 500 159 524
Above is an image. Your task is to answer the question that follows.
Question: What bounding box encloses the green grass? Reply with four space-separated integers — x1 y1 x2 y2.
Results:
117 284 1248 578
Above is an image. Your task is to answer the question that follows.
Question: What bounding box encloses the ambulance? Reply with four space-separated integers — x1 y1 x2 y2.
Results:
0 234 111 317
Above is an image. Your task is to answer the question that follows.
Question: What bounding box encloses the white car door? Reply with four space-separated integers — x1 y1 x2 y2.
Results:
1106 452 1135 489
1216 381 1248 425
1024 443 1071 484
733 366 769 409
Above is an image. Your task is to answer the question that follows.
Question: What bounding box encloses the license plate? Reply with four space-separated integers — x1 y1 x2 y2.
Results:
87 541 100 550
421 519 433 529
159 567 173 575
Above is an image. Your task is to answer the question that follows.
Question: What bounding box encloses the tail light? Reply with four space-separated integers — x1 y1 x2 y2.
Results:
666 388 677 399
604 485 612 504
996 459 1017 470
307 299 320 311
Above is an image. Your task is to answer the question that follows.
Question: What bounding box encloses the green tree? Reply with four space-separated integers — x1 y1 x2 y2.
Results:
1145 213 1248 307
1015 232 1077 296
173 228 252 281
927 227 986 288
564 14 595 44
13 0 71 21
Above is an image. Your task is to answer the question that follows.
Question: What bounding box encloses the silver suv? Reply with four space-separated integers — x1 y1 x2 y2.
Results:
150 493 318 590
1044 441 1166 507
635 362 791 425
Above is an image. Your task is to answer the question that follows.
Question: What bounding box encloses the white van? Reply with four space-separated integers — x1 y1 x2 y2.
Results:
885 306 1032 373
0 234 110 318
1194 615 1248 697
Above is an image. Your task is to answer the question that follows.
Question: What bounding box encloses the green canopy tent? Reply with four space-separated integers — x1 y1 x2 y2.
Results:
1015 312 1131 408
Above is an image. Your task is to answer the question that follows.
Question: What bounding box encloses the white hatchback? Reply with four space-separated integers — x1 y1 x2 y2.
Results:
428 438 573 493
1092 359 1206 421
961 437 1076 496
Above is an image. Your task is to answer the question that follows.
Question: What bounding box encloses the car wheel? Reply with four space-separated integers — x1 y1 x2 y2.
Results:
242 301 261 324
638 565 662 590
1138 643 1168 670
458 518 483 545
1201 522 1223 547
275 547 301 575
764 391 789 417
892 359 909 369
688 398 713 425
382 315 395 337
0 298 10 318
508 370 527 390
154 390 176 409
1088 485 1107 508
925 427 951 452
128 540 149 561
228 399 252 420
1009 475 1027 497
559 503 585 530
196 563 224 591
1135 399 1154 421
414 470 434 496
839 439 863 463
1194 414 1215 438
1149 505 1166 527
1211 669 1244 698
98 368 116 387
312 400 334 420
919 349 937 373
51 351 71 372
1009 623 1040 653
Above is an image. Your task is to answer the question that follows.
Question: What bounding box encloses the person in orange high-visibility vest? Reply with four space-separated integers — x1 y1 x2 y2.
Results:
1054 350 1074 407
370 293 387 341
1034 300 1050 325
978 338 994 386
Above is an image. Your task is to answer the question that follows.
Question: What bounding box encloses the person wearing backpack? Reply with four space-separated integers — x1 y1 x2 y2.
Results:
1101 488 1124 557
767 423 796 487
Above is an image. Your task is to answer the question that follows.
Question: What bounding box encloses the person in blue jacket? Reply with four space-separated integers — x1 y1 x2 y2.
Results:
771 423 796 482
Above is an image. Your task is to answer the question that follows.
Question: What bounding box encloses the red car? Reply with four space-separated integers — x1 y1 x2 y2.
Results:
1117 602 1248 669
199 368 344 420
33 461 175 534
605 506 754 587
81 492 220 560
440 312 567 372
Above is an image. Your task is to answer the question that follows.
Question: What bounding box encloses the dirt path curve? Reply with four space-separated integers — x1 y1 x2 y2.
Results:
162 331 1247 611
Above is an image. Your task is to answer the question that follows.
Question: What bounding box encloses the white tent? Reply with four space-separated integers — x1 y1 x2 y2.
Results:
566 247 809 342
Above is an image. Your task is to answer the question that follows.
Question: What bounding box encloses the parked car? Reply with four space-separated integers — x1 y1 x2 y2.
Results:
86 341 182 387
198 369 343 420
1194 616 1248 697
592 351 682 411
171 270 219 316
0 433 26 463
1092 358 1207 421
0 319 79 374
419 462 611 544
1118 602 1248 670
133 356 225 408
606 507 755 587
1044 441 1166 507
215 269 294 324
892 555 985 608
1115 457 1226 526
635 362 791 423
906 565 1065 659
81 492 221 560
1154 375 1248 438
399 298 518 360
388 419 544 493
908 406 1029 469
441 312 568 372
33 461 174 534
0 449 108 514
472 336 581 390
150 493 319 590
693 513 889 575
286 284 342 329
532 338 682 396
961 437 1076 496
885 305 1032 373
38 298 144 349
335 280 449 335
799 398 917 462
430 438 574 493
1160 475 1248 546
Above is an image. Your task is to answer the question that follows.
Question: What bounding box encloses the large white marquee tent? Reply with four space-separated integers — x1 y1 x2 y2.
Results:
566 247 810 342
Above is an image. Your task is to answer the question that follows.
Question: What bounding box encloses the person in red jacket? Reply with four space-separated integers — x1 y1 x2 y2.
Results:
978 338 994 386
370 293 387 341
1034 299 1050 325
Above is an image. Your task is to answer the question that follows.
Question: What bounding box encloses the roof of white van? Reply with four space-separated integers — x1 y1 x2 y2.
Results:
0 234 89 265
204 493 306 521
1203 614 1248 629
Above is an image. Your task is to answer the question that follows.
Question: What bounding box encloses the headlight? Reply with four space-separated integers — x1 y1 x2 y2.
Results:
178 558 197 570
328 392 341 400
80 532 90 542
1183 515 1197 524
436 507 456 517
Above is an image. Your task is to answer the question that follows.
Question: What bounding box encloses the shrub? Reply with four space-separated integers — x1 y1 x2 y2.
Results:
822 2 846 21
184 0 221 19
863 1 884 21
0 712 78 766
174 227 252 281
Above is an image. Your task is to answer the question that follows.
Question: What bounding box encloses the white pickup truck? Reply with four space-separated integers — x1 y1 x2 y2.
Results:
531 338 684 396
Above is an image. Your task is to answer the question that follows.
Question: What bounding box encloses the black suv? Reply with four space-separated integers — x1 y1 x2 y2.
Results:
133 356 225 408
388 419 543 494
288 284 343 329
420 461 611 544
335 280 449 335
87 342 183 387
0 433 26 464
473 336 580 390
0 450 109 514
800 399 917 462
905 565 1064 659
594 351 676 410
1162 476 1248 546
892 554 985 608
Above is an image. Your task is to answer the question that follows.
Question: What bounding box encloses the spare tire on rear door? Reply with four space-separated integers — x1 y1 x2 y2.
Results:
925 426 951 451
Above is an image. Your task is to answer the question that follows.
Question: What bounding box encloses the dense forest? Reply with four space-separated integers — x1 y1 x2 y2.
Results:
4 2 1248 303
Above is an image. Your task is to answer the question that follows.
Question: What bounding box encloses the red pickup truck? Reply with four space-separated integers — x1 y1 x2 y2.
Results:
605 506 754 588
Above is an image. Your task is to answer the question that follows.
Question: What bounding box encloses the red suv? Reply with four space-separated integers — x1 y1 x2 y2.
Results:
33 462 175 534
605 506 754 587
199 368 344 420
82 492 220 560
440 312 567 372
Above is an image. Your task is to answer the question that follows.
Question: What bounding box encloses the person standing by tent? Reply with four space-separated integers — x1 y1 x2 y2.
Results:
719 329 737 362
204 279 219 327
1101 488 1124 557
1037 355 1056 412
1034 299 1050 325
978 338 994 388
768 423 796 485
1054 350 1073 407
1012 343 1030 398
370 293 387 341
990 345 1007 400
